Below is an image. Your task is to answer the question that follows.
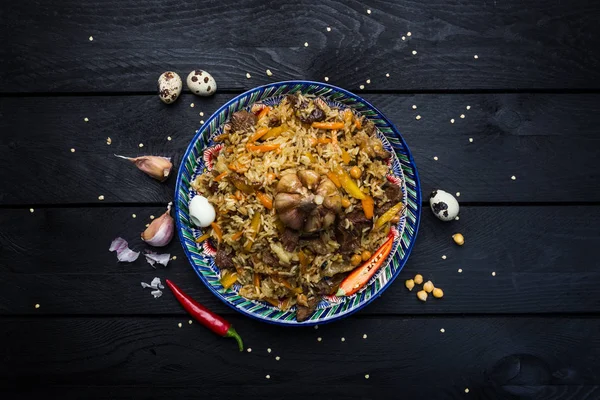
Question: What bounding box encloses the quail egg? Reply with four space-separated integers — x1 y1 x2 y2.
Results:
429 190 459 221
189 195 216 227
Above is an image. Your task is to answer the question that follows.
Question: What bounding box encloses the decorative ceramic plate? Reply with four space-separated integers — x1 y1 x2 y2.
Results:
175 81 421 326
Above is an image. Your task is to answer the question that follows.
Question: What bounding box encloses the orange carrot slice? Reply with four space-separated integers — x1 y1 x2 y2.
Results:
246 143 280 152
210 222 222 244
256 191 273 210
214 171 228 182
361 195 374 219
312 122 345 130
336 237 394 296
249 127 269 143
326 171 342 188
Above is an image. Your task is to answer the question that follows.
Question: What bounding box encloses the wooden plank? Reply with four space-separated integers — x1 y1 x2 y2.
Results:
2 0 600 92
1 93 599 205
2 205 599 315
1 316 599 399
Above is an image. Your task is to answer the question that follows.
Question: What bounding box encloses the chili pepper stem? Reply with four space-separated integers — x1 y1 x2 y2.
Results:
226 328 244 351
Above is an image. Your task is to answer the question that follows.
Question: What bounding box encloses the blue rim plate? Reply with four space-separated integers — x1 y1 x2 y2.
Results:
174 81 421 326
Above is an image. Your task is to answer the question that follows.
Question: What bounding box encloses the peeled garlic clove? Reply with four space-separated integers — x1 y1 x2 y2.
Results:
115 154 173 182
188 195 216 227
142 203 174 247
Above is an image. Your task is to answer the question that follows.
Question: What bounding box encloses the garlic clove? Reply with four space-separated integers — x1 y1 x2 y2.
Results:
141 203 174 247
115 154 173 182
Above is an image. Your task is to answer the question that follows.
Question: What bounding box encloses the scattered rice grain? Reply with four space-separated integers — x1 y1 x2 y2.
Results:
132 214 136 218
326 27 331 32
511 175 517 180
492 271 496 276
190 103 195 108
88 36 94 41
247 348 252 352
359 85 365 90
266 374 270 379
246 73 251 79
29 208 34 213
304 42 309 47
433 156 438 161
458 268 463 273
139 143 144 148
412 50 417 55
440 328 445 333
365 374 370 379
106 137 112 145
84 117 89 122
367 9 372 14
178 323 182 328
167 136 172 141
460 114 465 119
317 337 322 342
189 320 193 324
275 356 280 361
98 195 105 201
341 337 345 342
324 77 329 82
442 255 447 259
415 115 421 120
386 73 390 77
456 192 461 197
466 106 471 110
35 303 40 309
407 32 412 36
363 334 367 339
469 138 473 143
266 69 273 76
267 348 272 353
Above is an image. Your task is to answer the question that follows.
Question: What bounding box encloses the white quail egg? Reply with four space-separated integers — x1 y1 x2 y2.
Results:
189 195 216 227
187 70 217 97
429 190 459 221
157 71 182 104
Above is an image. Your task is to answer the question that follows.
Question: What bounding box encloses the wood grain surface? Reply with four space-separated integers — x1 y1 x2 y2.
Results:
2 0 600 92
2 205 599 315
1 316 599 400
1 93 599 205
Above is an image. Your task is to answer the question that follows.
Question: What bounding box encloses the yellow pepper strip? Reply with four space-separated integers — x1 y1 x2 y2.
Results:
220 270 238 290
256 191 273 210
280 298 292 311
213 171 228 182
249 127 269 143
343 109 353 124
231 231 244 241
326 171 342 188
210 222 223 244
305 152 317 163
246 143 280 152
312 121 345 130
361 195 374 219
335 167 366 200
244 211 262 251
341 149 351 164
214 133 229 142
195 232 211 244
261 124 288 141
257 106 271 120
374 201 405 231
265 298 280 307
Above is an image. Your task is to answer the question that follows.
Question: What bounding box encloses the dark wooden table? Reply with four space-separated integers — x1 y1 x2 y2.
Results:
2 1 600 399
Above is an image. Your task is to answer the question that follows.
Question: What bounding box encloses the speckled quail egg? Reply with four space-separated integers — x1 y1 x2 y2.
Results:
429 189 459 221
157 72 182 104
187 70 217 97
189 195 216 227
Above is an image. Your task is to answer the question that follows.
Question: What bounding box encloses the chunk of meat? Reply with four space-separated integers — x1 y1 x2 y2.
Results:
215 245 235 270
261 252 282 268
345 209 372 231
315 273 347 295
376 183 403 217
384 183 402 203
299 108 326 124
335 224 359 255
230 110 257 132
296 296 320 322
303 237 329 255
268 116 281 127
281 228 300 252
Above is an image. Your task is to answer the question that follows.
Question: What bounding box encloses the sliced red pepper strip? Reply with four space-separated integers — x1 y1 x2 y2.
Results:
165 279 244 351
336 237 394 297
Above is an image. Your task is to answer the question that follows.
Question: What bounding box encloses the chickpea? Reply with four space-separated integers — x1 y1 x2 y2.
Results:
341 198 351 208
417 290 428 302
391 214 401 224
452 233 465 246
405 279 415 291
433 288 444 298
361 250 372 261
350 166 362 179
350 254 362 266
423 280 434 293
414 274 424 285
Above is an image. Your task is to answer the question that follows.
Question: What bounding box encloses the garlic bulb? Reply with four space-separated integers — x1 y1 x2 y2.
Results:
141 203 174 247
189 195 216 227
115 154 173 182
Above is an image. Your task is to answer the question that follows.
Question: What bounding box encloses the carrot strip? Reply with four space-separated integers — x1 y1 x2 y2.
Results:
312 121 345 130
195 233 211 244
210 222 223 244
310 137 332 146
327 171 342 188
257 106 271 120
253 273 261 289
265 298 280 307
336 237 394 296
228 161 248 173
249 127 269 143
256 191 273 210
361 195 374 219
246 143 280 152
214 171 228 182
243 211 262 251
354 117 362 129
231 231 244 240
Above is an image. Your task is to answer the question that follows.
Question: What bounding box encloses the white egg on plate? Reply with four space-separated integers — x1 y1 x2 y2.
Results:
429 189 459 221
189 195 216 227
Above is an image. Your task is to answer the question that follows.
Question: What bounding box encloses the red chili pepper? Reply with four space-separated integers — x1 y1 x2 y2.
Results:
165 279 244 351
